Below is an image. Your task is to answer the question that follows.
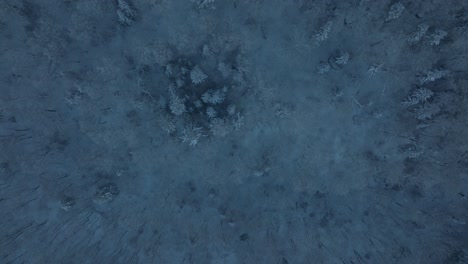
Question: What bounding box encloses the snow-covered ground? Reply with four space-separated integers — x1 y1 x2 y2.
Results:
1 0 467 263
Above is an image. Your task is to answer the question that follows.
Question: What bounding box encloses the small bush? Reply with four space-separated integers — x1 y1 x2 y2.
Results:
402 88 434 107
317 61 331 74
206 107 218 119
312 21 333 46
232 113 245 131
190 66 208 85
367 63 384 75
116 0 137 27
335 52 350 65
169 94 187 116
191 0 216 9
180 123 205 147
418 69 449 84
408 24 429 45
415 103 441 120
429 29 448 46
158 113 176 134
201 87 227 105
386 2 405 22
209 118 231 137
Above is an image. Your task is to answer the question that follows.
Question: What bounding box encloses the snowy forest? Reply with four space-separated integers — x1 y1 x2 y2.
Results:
0 0 467 263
